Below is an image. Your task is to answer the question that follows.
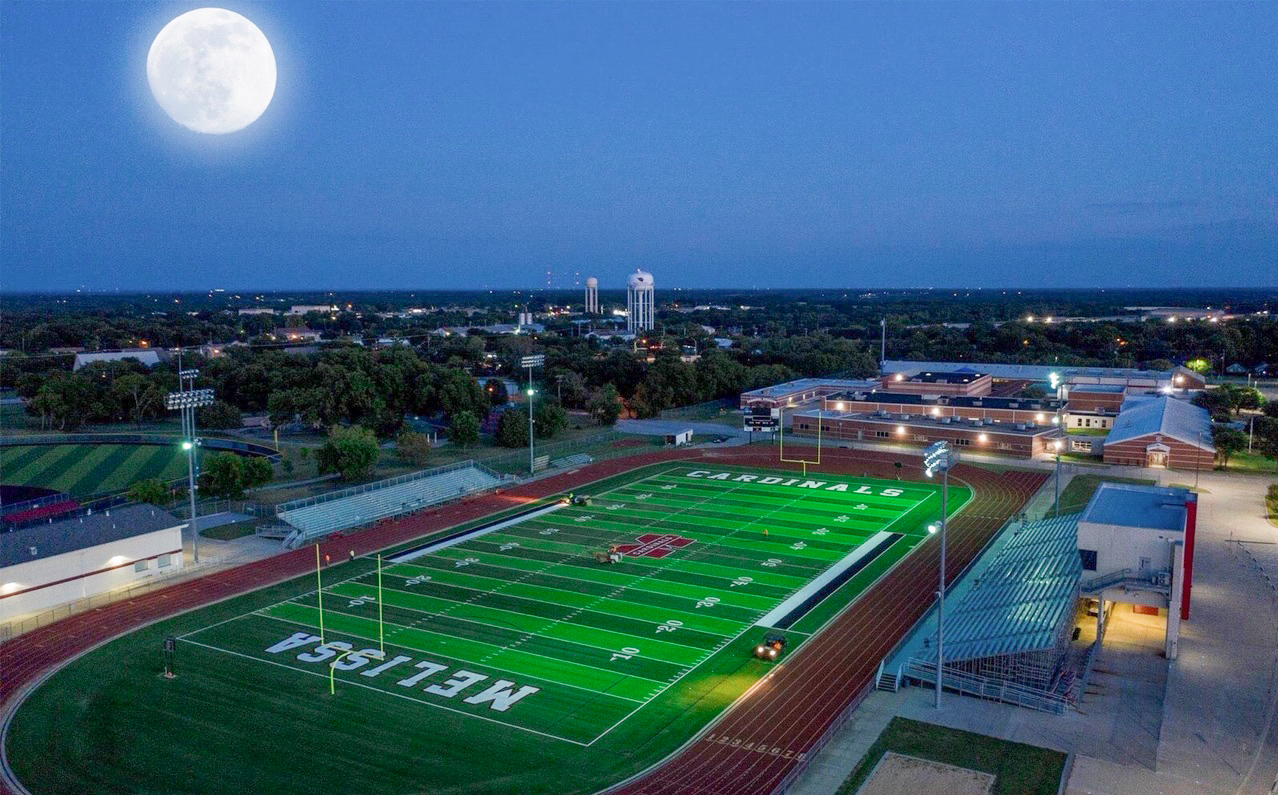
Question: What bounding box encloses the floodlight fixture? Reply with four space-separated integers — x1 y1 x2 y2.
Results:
1048 371 1061 390
165 389 215 410
179 368 200 380
519 354 545 370
182 441 193 451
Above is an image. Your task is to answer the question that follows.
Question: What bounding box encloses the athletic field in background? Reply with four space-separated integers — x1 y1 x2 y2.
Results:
7 463 970 795
0 443 186 497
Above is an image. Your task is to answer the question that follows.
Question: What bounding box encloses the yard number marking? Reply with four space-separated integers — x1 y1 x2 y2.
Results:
695 596 720 609
405 575 431 586
539 528 559 536
790 541 807 551
499 542 520 552
812 528 828 536
730 576 753 588
454 557 480 568
761 558 782 568
348 596 377 607
611 646 641 662
655 620 683 634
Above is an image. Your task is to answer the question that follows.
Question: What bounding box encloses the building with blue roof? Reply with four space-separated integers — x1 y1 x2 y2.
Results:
1101 395 1215 470
1078 482 1197 659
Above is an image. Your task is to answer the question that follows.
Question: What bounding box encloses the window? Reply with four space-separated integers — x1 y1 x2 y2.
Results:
798 423 809 430
157 554 172 569
875 431 890 438
1079 549 1097 571
953 438 970 446
134 560 149 573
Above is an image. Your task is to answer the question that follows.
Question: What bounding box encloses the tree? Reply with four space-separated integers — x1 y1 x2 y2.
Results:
113 374 164 428
317 425 380 481
200 453 248 499
555 371 589 408
242 456 274 490
534 398 568 440
198 399 243 430
437 369 488 418
1211 425 1247 468
128 477 173 506
495 408 529 448
588 384 622 426
1257 417 1278 472
448 411 480 448
484 379 508 407
396 429 434 466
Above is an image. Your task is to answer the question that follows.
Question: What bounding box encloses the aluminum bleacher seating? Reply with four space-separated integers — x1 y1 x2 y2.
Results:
278 463 502 548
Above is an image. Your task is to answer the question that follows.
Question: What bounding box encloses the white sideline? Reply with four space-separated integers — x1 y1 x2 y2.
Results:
754 530 895 629
386 502 567 563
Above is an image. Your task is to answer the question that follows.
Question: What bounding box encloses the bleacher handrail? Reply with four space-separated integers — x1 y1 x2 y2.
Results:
903 658 1070 714
275 459 489 513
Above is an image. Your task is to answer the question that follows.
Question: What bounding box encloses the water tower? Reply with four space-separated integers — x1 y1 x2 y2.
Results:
626 269 654 333
585 277 599 314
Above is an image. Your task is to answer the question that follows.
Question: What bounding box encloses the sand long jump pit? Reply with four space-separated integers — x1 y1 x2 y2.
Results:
856 752 995 795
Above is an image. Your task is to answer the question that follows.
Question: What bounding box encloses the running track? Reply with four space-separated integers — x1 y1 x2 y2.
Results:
0 447 1044 795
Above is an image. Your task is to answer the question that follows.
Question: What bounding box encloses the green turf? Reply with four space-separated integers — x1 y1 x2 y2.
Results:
0 444 187 497
836 717 1067 795
7 462 971 795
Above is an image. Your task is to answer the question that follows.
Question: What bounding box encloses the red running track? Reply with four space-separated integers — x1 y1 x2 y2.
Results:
0 447 1044 795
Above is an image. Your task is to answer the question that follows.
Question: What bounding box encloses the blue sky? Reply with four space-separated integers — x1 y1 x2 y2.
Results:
2 2 1275 292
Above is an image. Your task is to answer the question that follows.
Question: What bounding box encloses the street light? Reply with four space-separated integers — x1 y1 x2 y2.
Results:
923 440 959 709
166 386 214 564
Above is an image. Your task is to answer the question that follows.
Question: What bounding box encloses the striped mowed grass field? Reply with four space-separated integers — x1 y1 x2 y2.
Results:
0 443 186 497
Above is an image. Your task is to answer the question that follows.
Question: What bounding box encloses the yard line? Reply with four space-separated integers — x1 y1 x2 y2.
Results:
253 604 671 696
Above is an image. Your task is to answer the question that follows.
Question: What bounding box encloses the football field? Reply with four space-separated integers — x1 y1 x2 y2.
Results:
180 464 967 746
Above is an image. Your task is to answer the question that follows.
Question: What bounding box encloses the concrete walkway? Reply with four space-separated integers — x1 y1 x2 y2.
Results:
786 465 1278 795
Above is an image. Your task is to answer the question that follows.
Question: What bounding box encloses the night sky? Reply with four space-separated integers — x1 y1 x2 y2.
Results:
2 2 1276 292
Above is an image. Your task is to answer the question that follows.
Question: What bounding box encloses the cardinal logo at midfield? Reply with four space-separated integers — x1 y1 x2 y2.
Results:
615 533 695 559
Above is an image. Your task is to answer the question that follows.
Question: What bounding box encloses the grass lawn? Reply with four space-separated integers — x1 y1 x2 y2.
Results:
0 443 187 497
837 717 1067 795
8 463 967 795
1216 450 1278 475
200 517 269 540
1051 473 1156 514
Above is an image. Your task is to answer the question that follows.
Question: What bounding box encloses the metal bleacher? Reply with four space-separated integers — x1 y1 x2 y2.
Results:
551 453 593 469
277 461 504 548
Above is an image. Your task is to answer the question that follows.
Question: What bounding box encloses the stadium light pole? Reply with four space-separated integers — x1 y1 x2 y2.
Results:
1050 372 1063 517
924 441 958 710
519 354 545 477
527 387 536 475
166 375 214 564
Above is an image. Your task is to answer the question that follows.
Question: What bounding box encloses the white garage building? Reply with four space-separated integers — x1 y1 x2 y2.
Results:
0 504 185 622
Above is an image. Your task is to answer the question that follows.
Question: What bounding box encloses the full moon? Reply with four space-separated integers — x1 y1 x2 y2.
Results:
147 8 276 135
